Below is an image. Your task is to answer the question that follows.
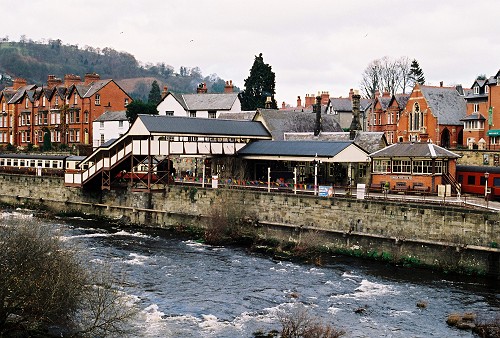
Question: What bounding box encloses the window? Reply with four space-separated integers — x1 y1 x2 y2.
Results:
75 111 80 123
2 102 5 112
95 94 101 105
84 111 89 123
392 159 411 173
165 111 174 116
373 159 391 173
55 96 59 105
485 86 489 94
464 120 484 130
208 111 216 119
118 121 123 128
124 98 129 107
189 111 197 118
358 164 367 178
25 98 29 109
474 86 479 95
410 102 422 131
413 160 433 174
74 94 78 105
42 96 46 107
100 134 105 145
100 121 104 128
474 103 479 112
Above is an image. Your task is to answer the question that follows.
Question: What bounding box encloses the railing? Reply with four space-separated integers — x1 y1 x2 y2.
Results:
442 172 461 195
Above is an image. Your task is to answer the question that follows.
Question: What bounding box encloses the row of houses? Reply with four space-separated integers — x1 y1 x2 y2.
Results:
0 74 131 149
367 70 500 150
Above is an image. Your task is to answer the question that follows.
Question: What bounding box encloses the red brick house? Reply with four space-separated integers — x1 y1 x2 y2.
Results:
367 91 409 144
0 74 132 149
397 83 466 148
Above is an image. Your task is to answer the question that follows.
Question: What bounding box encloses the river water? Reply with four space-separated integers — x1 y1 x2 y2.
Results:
3 210 499 337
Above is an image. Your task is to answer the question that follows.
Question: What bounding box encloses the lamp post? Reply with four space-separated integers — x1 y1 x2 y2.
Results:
485 171 489 208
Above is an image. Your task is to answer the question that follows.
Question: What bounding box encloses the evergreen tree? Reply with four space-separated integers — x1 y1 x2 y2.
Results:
126 100 158 124
148 80 162 106
409 59 425 86
239 53 277 110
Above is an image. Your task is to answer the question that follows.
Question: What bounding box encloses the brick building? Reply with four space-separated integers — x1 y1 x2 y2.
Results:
397 83 466 148
463 70 500 150
367 91 410 144
0 73 132 149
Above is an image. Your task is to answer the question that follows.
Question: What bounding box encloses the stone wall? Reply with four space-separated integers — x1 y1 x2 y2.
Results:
0 174 498 277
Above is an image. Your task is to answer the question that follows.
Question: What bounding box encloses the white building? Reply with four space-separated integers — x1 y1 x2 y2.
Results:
156 92 242 118
92 110 129 148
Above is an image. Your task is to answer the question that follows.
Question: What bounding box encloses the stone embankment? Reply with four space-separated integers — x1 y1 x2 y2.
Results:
0 174 499 277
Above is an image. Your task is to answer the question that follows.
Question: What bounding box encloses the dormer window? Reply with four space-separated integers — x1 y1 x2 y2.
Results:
474 86 479 95
95 94 101 105
25 98 29 109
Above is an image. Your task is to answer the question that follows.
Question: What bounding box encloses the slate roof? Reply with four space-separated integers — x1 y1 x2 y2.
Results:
255 109 342 141
8 84 37 103
395 94 410 108
329 97 371 111
461 113 486 121
94 110 128 122
420 86 466 125
378 97 391 110
238 140 354 158
136 115 271 138
180 93 238 111
284 131 387 154
217 111 257 121
369 142 460 159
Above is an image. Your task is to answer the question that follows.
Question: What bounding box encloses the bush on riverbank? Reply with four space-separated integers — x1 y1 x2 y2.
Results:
0 219 138 337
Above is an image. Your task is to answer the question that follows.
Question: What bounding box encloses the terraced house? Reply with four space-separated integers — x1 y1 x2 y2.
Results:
0 73 132 150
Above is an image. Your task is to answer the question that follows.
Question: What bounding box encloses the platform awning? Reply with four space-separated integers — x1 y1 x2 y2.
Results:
487 129 500 136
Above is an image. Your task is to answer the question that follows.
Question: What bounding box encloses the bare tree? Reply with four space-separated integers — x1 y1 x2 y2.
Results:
361 56 414 97
279 304 345 338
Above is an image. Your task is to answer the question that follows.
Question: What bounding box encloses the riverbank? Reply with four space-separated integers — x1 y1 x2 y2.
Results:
0 173 499 277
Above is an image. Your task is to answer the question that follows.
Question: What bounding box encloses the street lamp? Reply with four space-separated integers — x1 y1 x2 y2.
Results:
484 172 489 207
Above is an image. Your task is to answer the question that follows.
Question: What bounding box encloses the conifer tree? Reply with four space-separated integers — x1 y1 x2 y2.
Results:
148 80 162 106
239 53 277 110
409 59 425 86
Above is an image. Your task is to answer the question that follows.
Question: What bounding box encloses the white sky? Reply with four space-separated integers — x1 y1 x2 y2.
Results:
3 0 500 105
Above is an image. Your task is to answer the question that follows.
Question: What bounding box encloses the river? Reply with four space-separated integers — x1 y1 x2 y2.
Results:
3 210 499 337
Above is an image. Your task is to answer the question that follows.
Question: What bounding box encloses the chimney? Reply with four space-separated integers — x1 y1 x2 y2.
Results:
224 80 234 93
297 96 302 107
440 81 443 87
264 96 273 109
282 102 286 109
84 73 100 85
382 90 390 97
350 90 362 140
320 91 329 105
13 78 27 90
349 88 354 99
374 89 380 98
313 96 322 136
64 74 81 87
197 82 207 94
47 75 62 88
305 94 315 108
161 86 169 98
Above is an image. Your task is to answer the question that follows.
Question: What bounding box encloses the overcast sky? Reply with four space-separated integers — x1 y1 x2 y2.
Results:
4 0 500 105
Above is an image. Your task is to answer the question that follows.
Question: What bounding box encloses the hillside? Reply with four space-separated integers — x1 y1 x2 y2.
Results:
0 39 238 100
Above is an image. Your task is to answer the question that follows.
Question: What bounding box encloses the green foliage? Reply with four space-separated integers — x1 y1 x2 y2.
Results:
409 59 425 85
42 128 52 151
125 99 158 123
240 53 277 110
148 80 162 105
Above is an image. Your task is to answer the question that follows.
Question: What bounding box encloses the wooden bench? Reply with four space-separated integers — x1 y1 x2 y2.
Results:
393 182 409 194
412 183 429 194
369 181 387 193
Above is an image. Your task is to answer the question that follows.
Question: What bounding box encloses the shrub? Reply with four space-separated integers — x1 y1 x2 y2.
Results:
279 305 345 338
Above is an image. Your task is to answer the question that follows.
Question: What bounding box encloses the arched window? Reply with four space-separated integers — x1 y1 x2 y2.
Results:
410 103 421 131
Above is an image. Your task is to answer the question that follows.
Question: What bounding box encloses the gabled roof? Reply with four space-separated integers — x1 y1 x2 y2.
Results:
394 94 410 109
131 115 271 138
377 97 392 110
217 111 257 121
420 85 466 125
68 79 118 98
181 93 239 110
7 84 37 103
369 142 460 159
254 109 342 141
94 110 128 122
329 97 371 112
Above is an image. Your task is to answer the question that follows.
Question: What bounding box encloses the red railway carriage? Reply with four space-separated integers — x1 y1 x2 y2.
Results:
456 164 500 200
